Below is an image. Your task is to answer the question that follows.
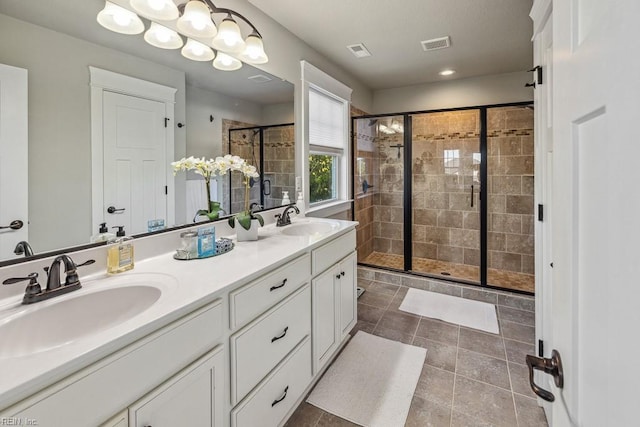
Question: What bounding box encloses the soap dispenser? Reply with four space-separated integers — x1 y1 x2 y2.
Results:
90 222 116 243
107 226 134 274
296 192 306 217
281 190 290 205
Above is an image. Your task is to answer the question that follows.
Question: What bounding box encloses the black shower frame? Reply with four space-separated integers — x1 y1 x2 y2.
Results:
228 122 294 211
350 101 534 295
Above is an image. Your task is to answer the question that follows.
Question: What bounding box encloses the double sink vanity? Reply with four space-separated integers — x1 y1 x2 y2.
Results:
0 215 358 427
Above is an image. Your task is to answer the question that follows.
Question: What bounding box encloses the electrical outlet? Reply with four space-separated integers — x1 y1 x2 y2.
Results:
295 176 302 192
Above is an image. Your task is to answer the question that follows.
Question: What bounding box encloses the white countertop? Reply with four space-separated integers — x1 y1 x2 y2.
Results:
0 217 357 410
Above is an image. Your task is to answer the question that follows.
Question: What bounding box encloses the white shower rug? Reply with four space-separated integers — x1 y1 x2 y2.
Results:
307 331 426 427
400 288 499 334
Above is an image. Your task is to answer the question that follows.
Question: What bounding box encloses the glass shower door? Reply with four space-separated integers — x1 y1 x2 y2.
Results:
410 110 481 283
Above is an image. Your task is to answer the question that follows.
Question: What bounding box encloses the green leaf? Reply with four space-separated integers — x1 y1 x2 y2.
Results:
236 211 252 230
253 213 264 226
227 216 235 228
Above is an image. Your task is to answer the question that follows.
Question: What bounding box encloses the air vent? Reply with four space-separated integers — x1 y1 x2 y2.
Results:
347 43 372 58
248 74 272 83
421 36 451 52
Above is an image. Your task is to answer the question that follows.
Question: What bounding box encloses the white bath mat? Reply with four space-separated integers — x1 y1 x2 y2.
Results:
307 331 426 427
400 288 499 334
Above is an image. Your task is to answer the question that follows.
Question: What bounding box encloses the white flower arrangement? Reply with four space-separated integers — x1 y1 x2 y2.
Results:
171 155 263 229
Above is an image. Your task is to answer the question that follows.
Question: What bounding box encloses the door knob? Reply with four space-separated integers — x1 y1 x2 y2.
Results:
107 206 125 214
526 349 564 402
0 220 24 230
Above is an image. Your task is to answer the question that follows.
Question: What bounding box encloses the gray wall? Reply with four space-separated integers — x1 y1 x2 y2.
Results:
0 13 187 253
372 71 533 114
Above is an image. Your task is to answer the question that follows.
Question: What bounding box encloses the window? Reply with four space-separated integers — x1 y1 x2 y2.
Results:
307 86 348 206
301 61 352 214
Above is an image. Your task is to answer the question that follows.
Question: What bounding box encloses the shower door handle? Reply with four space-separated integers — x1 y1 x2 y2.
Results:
470 185 474 208
526 349 564 402
263 179 271 196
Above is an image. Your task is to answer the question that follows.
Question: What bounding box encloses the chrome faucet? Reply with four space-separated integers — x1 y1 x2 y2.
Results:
13 241 34 257
275 204 300 227
2 255 95 304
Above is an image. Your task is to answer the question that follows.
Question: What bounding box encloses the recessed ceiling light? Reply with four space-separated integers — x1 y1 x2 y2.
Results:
439 69 455 76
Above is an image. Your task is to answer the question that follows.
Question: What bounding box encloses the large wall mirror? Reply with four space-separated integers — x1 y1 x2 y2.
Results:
0 0 294 264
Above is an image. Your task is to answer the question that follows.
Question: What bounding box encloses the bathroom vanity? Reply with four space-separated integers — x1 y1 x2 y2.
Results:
0 217 357 427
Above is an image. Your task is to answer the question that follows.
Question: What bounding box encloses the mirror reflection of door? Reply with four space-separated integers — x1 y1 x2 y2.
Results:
102 92 168 236
0 63 28 259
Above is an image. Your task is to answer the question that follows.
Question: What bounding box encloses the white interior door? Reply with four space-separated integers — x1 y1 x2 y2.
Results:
549 1 640 426
103 91 167 236
0 63 28 259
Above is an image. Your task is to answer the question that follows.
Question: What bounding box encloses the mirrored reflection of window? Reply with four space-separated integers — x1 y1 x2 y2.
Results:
444 149 460 175
472 152 481 182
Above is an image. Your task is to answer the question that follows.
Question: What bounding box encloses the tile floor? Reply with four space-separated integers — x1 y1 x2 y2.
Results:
285 267 547 427
361 251 535 293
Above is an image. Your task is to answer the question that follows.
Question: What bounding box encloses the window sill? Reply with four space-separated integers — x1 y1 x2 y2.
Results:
306 199 352 218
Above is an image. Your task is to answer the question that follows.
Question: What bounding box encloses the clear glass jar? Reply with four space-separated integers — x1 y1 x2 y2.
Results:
177 230 198 259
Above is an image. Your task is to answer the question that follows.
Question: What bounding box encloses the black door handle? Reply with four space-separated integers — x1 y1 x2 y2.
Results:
470 185 474 208
270 278 287 292
107 206 125 214
526 349 564 402
0 220 23 230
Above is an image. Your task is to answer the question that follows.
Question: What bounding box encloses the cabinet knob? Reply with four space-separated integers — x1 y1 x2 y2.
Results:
336 274 341 279
341 271 345 276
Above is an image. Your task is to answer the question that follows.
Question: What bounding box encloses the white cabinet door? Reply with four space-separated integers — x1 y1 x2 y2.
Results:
338 252 357 338
100 410 128 427
129 346 224 427
311 267 338 373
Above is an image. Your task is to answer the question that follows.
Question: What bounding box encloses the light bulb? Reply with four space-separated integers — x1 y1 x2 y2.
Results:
181 38 215 61
213 52 242 71
177 1 217 38
212 15 245 53
97 1 144 35
130 0 179 21
239 33 268 64
144 22 183 49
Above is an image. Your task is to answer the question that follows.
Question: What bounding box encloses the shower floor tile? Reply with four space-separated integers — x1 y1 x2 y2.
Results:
360 251 535 293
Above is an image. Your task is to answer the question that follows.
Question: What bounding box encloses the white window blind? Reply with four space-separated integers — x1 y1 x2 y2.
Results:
309 87 345 149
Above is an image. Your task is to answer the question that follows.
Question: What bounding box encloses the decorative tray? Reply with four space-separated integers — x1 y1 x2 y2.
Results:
173 238 234 261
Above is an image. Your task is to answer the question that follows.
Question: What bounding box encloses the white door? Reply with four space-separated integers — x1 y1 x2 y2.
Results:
546 2 640 426
103 91 167 236
0 63 28 259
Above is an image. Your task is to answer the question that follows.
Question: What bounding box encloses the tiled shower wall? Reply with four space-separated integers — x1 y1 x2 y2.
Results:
263 125 295 209
487 107 535 281
353 106 376 262
225 122 295 213
411 111 481 270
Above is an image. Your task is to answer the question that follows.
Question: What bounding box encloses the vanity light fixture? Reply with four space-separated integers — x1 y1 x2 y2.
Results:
213 52 242 71
97 1 145 34
144 22 183 49
182 38 215 61
130 0 179 21
96 0 269 71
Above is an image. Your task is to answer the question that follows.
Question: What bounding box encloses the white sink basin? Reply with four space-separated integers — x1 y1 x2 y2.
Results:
280 220 339 237
0 273 177 359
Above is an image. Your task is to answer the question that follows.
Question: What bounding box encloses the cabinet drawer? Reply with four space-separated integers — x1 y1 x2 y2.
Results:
231 284 311 404
312 229 356 275
230 254 310 329
231 337 312 427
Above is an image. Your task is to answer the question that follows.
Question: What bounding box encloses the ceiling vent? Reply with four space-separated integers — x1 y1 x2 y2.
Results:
248 74 272 83
421 36 451 52
347 43 372 58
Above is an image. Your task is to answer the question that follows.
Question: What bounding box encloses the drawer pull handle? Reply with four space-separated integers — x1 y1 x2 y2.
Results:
270 278 287 292
271 386 289 407
271 326 289 343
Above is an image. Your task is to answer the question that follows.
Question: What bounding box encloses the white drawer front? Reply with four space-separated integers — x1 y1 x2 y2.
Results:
231 337 312 427
230 254 310 329
231 284 311 404
312 229 356 275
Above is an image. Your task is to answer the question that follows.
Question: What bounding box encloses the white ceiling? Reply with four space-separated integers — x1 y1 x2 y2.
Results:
248 0 534 90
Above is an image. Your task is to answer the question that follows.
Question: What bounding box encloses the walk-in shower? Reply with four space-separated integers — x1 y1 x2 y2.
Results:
225 122 295 214
353 103 534 293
